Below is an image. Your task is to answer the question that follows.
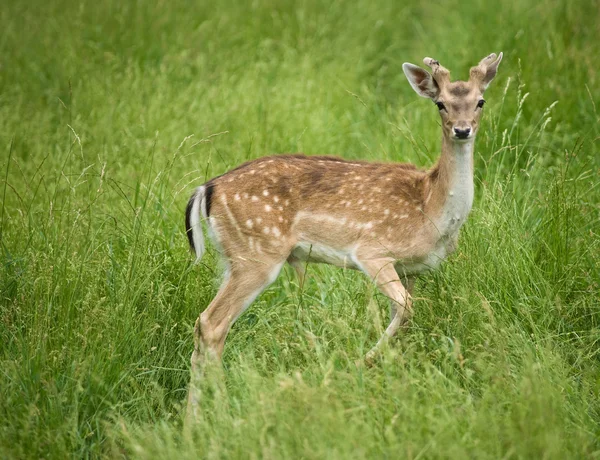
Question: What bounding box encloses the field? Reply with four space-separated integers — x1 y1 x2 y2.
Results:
1 0 599 457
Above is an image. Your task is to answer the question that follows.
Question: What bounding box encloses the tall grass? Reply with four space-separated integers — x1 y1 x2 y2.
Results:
1 0 599 458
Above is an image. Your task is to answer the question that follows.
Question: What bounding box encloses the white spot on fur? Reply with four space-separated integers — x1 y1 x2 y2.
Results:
384 209 390 215
273 196 279 203
234 193 241 201
256 217 263 224
219 193 245 240
265 205 272 212
263 190 269 196
246 219 253 228
425 190 433 204
263 227 270 234
251 196 259 202
272 227 281 237
278 216 284 222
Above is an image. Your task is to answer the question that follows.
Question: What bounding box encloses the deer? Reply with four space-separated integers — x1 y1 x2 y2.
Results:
184 53 503 415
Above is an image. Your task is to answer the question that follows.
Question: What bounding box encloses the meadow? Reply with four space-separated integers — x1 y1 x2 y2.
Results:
1 0 599 457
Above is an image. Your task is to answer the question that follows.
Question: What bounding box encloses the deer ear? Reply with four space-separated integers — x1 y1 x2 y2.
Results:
402 63 440 99
481 52 503 90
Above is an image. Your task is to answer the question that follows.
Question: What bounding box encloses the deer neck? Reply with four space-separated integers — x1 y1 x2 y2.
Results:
425 136 475 237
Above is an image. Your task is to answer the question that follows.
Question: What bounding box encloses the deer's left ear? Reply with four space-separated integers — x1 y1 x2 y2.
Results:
403 63 440 100
471 52 503 91
482 52 502 90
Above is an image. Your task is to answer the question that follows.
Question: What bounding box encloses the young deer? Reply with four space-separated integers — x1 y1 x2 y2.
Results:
185 53 502 413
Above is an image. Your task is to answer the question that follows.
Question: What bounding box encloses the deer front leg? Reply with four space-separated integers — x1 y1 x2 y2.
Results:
390 273 415 322
357 258 413 363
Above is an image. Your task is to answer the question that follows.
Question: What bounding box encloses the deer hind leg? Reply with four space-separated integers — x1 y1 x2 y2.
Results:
187 257 285 418
357 258 413 363
287 254 307 290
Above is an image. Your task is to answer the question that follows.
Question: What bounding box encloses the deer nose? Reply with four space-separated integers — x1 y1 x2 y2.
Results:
453 127 471 139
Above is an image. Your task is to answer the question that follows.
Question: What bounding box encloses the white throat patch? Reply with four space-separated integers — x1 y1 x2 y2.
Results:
435 141 474 237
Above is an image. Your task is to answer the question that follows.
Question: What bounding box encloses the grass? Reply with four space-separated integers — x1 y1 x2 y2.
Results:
1 0 599 457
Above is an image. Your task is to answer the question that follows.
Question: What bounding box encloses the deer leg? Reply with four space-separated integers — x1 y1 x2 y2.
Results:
287 255 307 290
357 258 413 363
187 259 284 419
389 273 415 322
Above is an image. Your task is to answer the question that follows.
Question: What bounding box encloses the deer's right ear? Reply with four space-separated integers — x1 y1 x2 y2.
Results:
402 63 440 100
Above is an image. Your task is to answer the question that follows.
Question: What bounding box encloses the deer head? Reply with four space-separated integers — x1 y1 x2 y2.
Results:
402 53 503 142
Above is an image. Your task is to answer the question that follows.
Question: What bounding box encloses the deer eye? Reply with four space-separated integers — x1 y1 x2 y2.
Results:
476 99 486 109
435 101 446 111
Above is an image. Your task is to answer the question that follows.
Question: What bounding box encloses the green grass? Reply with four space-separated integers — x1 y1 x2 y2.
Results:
1 0 599 457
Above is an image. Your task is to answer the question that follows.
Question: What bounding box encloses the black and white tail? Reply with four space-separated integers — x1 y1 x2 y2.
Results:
185 186 207 262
